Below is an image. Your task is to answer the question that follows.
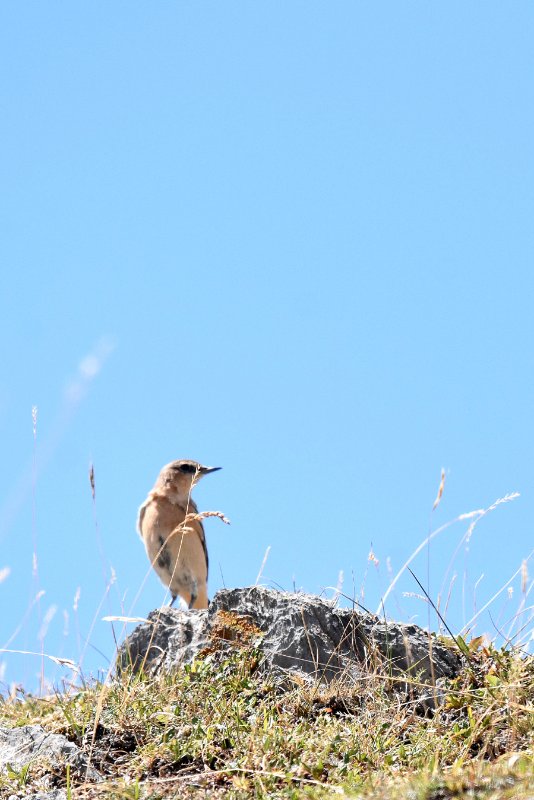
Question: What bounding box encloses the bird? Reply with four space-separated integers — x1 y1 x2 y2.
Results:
137 459 221 609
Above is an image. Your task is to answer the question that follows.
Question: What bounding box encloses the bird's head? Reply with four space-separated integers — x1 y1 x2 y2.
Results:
155 459 221 504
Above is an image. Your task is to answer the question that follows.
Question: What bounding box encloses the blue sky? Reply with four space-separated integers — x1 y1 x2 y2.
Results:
1 2 533 691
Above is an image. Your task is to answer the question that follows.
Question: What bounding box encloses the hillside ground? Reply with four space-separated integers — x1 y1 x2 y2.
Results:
0 636 532 799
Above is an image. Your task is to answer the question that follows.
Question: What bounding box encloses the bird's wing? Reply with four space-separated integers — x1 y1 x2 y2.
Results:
137 500 148 538
197 518 209 578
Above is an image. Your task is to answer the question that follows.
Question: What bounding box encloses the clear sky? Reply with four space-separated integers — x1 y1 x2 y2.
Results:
1 2 533 692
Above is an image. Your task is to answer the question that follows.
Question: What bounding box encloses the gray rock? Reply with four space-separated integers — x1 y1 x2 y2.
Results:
118 605 210 676
0 724 102 784
118 586 461 687
17 793 66 800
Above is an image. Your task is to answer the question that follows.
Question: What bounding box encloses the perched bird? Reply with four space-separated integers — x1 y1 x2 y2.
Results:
137 459 221 609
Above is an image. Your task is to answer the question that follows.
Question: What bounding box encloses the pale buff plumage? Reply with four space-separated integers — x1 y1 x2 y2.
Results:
137 460 221 609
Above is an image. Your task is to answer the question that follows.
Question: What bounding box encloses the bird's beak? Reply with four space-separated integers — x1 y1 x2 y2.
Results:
200 465 222 475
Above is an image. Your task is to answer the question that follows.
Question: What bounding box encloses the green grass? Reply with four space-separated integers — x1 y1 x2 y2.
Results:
0 637 532 798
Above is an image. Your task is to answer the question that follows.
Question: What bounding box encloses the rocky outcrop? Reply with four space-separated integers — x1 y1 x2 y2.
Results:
0 724 101 780
118 586 461 686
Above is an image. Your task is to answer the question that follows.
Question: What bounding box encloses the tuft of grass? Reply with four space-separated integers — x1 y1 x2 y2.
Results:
0 640 532 799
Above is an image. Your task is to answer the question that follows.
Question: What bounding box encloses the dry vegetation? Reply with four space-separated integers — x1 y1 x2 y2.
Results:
0 635 532 799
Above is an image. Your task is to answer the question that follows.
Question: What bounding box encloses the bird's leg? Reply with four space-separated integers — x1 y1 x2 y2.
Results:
169 595 177 608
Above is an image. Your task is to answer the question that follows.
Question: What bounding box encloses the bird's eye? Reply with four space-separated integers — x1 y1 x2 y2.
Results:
180 464 196 474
